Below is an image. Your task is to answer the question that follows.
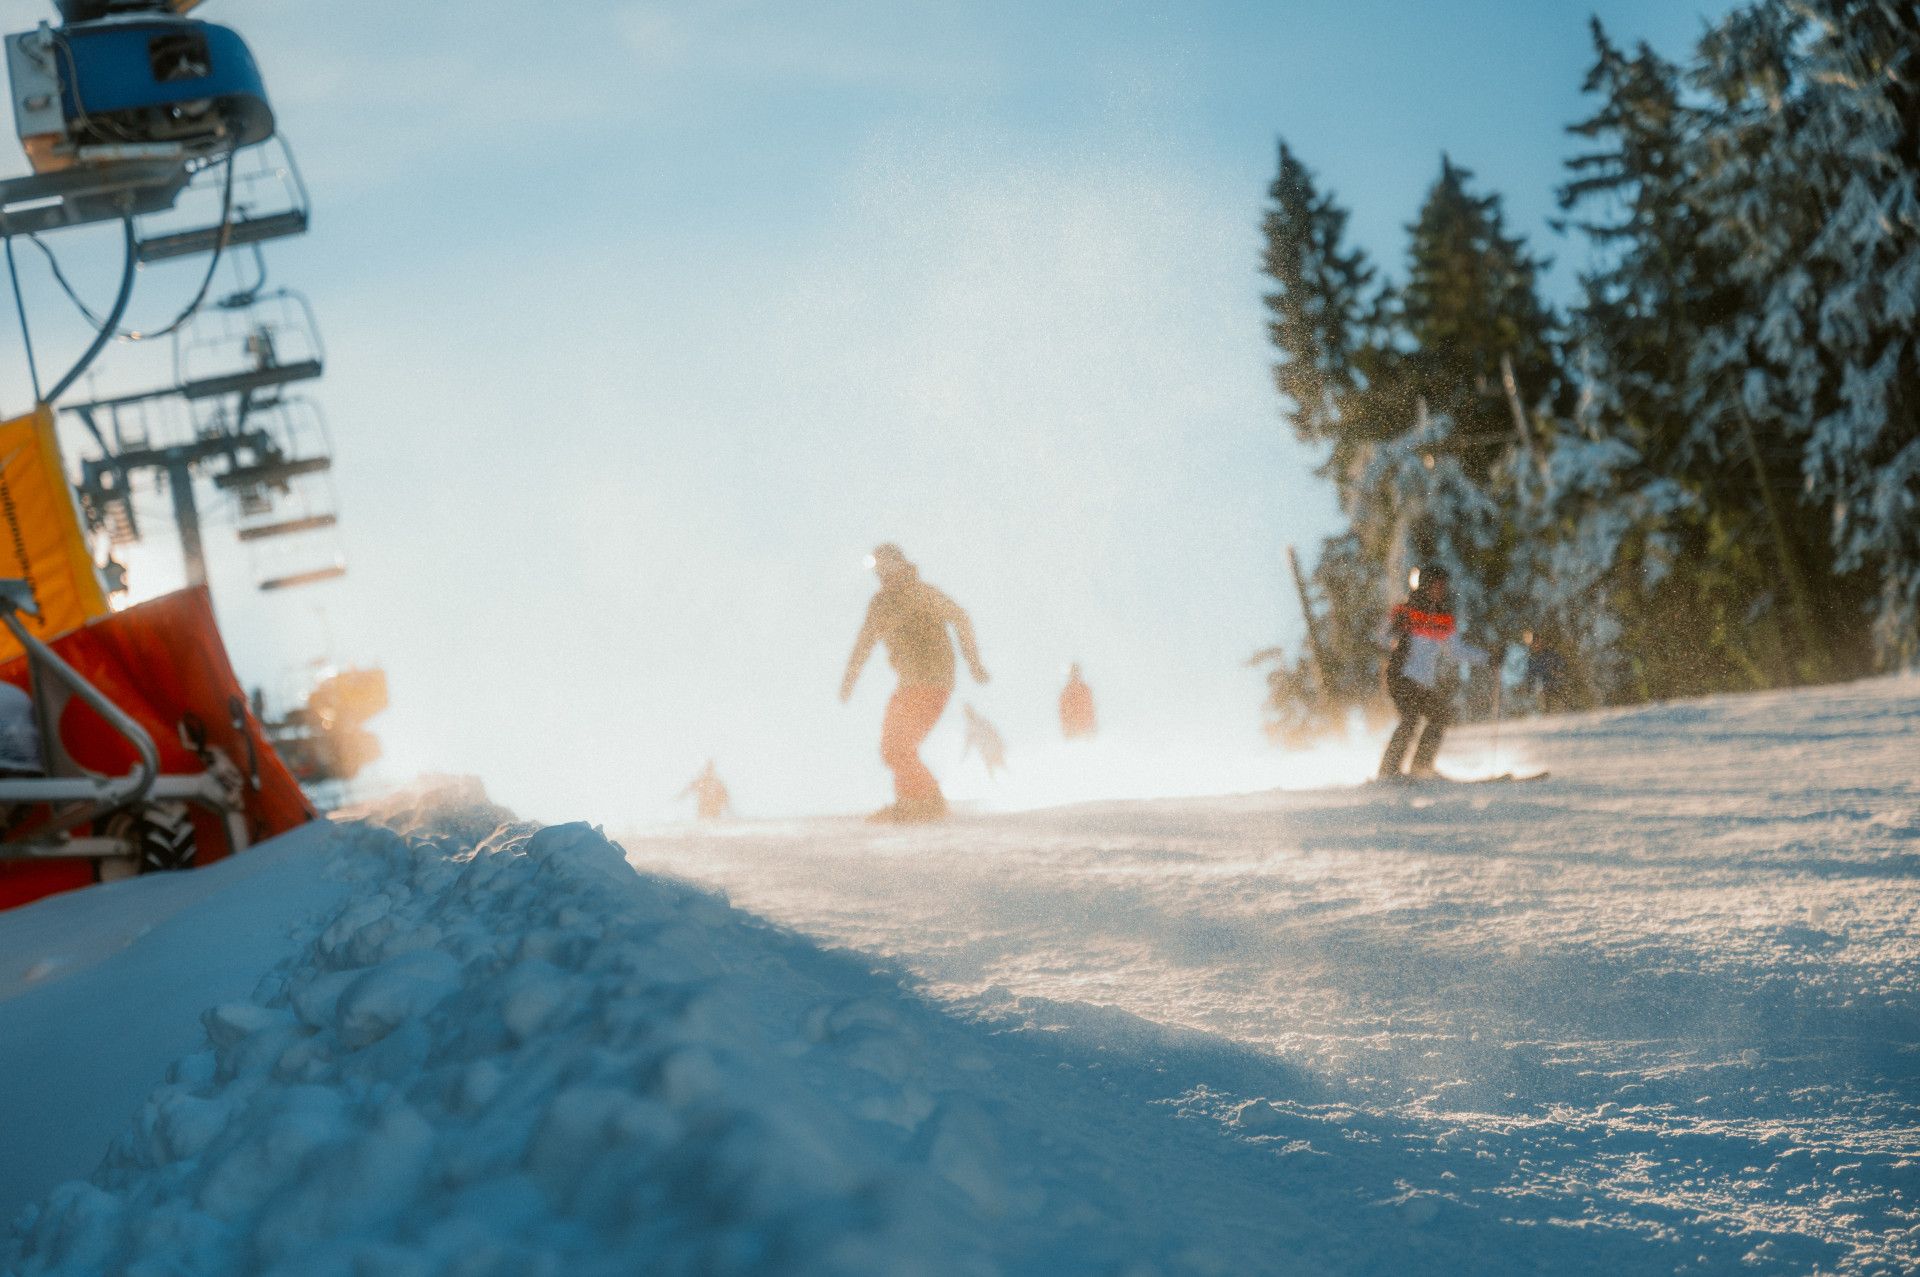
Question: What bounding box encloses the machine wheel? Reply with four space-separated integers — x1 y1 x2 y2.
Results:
106 802 198 874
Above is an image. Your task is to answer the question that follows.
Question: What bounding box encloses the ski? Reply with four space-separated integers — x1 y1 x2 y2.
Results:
1372 770 1550 788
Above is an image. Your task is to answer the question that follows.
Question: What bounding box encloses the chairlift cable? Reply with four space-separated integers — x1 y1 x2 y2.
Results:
46 214 137 403
5 234 44 404
22 146 240 343
123 145 239 340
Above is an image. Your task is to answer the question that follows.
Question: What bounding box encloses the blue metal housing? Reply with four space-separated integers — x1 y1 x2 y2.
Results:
57 17 272 153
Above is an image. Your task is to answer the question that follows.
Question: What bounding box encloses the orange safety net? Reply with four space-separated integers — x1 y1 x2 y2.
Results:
0 586 315 910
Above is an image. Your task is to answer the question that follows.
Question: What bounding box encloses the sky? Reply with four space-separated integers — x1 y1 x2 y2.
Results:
0 0 1741 824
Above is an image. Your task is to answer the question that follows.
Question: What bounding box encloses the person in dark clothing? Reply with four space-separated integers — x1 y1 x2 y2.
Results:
1520 629 1569 714
1377 567 1487 780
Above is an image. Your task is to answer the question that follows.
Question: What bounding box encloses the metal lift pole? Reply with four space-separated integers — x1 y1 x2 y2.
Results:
166 456 206 587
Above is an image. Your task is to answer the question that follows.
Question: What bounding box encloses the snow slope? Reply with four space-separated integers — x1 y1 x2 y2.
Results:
621 675 1920 1274
0 678 1915 1274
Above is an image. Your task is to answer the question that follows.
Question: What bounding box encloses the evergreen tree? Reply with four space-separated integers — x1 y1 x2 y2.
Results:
1255 0 1920 746
1560 21 1720 471
1255 151 1566 734
1255 142 1397 734
1397 157 1564 478
1382 159 1564 653
1555 19 1790 699
1259 141 1378 474
1719 0 1919 665
1685 0 1911 675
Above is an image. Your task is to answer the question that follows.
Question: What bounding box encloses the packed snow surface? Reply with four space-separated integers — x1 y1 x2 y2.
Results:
0 677 1915 1274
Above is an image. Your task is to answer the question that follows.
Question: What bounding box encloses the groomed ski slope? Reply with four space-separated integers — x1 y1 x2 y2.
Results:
2 677 1916 1274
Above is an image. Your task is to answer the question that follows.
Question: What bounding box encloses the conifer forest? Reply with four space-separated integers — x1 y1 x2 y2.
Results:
1257 0 1918 740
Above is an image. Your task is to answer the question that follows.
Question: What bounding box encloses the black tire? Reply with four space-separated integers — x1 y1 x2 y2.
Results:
129 803 197 873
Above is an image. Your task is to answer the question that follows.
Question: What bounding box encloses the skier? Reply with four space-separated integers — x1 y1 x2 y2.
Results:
1377 566 1487 781
1520 628 1569 714
840 543 990 822
960 703 1007 777
677 760 731 821
1059 662 1097 740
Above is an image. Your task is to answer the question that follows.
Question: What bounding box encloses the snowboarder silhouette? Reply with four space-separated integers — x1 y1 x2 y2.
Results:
960 703 1007 777
678 760 731 821
1059 662 1097 740
840 544 989 822
1377 566 1487 781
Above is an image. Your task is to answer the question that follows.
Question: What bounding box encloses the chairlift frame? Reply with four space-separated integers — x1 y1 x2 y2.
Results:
225 392 345 592
0 580 248 876
135 134 307 262
172 284 323 399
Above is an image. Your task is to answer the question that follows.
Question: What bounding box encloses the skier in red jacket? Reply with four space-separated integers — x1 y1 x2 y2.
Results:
1377 566 1487 780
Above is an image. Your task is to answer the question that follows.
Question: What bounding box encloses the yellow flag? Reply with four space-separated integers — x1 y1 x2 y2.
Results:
0 405 110 661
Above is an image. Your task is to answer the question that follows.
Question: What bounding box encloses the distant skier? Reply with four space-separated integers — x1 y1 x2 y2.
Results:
678 760 731 821
1059 662 1098 740
840 544 990 822
1520 629 1569 714
961 703 1007 777
1377 566 1487 781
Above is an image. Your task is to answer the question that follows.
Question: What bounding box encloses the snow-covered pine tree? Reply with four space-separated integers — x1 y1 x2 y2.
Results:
1555 19 1792 699
1685 0 1913 675
1257 150 1572 731
1381 158 1566 662
1260 140 1379 473
1256 142 1395 729
1763 0 1916 665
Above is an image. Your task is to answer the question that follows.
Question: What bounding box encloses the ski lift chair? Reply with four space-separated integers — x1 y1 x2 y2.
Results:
0 578 248 878
172 287 322 401
135 134 308 262
226 394 344 590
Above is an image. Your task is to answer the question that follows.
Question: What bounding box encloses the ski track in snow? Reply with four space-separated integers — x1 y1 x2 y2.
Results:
0 678 1912 1274
620 677 1920 1275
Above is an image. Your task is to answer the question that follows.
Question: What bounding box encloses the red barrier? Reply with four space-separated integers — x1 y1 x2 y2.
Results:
0 586 315 910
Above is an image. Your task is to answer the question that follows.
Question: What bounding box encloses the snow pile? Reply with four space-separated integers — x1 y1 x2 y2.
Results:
8 818 1025 1274
9 797 1409 1275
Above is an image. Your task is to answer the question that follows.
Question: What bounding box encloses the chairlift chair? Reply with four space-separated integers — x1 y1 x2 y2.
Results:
171 285 322 401
219 395 345 593
134 133 307 262
242 488 347 592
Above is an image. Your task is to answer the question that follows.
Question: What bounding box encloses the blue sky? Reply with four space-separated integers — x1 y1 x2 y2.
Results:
0 0 1738 822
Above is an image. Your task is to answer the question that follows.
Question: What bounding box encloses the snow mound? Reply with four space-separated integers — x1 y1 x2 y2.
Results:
9 819 1021 1275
